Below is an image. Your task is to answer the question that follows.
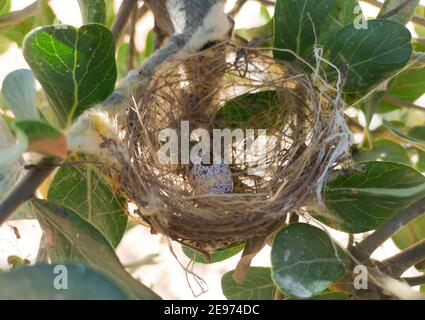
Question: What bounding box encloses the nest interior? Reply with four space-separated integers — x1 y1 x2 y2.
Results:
117 43 349 252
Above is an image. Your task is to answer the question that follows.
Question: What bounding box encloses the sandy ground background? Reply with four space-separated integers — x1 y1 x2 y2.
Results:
0 0 424 299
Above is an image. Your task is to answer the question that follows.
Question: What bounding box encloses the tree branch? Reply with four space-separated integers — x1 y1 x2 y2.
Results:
128 2 138 70
402 275 425 286
0 158 59 226
383 96 425 113
383 239 425 277
354 196 425 259
0 1 39 27
228 0 248 17
112 0 138 44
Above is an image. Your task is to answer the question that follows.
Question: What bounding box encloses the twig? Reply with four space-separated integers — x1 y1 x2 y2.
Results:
379 0 414 19
228 0 248 17
273 287 285 300
128 3 138 70
412 52 425 64
402 275 425 286
383 239 425 277
361 0 425 28
137 3 149 20
0 158 59 226
112 0 138 44
383 96 425 113
354 196 425 259
0 1 39 27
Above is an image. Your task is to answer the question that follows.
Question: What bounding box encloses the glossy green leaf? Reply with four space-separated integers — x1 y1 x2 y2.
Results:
409 126 425 171
0 264 128 299
393 213 425 271
271 223 347 298
48 159 128 247
182 243 244 264
322 161 425 233
1 69 39 120
32 200 160 300
222 267 276 300
273 0 336 61
328 19 412 93
378 0 420 25
383 120 425 152
319 0 364 45
78 0 107 24
353 140 411 165
23 24 117 128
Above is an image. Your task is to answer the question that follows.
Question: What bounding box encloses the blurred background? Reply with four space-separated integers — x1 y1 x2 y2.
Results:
0 0 424 299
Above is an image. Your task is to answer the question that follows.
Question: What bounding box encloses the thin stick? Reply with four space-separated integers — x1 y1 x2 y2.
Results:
355 197 425 259
112 0 138 44
128 3 138 70
379 0 414 19
228 0 248 17
0 1 39 27
383 239 425 277
0 158 59 226
402 275 425 286
383 96 425 113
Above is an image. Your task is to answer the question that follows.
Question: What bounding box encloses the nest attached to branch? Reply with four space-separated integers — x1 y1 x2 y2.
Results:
115 43 351 253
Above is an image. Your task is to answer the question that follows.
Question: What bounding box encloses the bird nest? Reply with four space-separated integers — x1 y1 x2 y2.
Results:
115 43 351 253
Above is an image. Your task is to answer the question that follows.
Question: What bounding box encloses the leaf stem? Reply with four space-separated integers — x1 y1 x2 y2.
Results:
354 196 425 259
0 1 40 27
0 158 59 226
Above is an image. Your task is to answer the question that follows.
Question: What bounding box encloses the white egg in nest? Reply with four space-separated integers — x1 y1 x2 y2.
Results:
189 163 233 194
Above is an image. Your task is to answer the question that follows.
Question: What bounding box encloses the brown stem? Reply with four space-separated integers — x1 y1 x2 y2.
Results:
383 239 425 277
112 0 138 44
0 1 39 27
354 197 425 259
128 3 138 70
383 96 425 113
402 275 425 287
228 0 248 17
0 158 59 226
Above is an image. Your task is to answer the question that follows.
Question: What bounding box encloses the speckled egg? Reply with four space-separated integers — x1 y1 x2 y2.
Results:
189 163 233 194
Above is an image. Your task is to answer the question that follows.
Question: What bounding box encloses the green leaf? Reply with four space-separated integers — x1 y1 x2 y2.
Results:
0 264 128 299
309 291 349 300
383 120 425 152
32 199 160 300
378 0 420 25
319 0 364 45
23 24 117 128
327 19 412 93
273 0 336 61
236 19 273 44
409 126 425 171
353 140 411 165
392 213 425 271
271 223 347 298
78 0 107 25
48 158 128 247
182 243 244 264
1 69 39 120
221 267 276 300
215 90 282 129
322 161 425 233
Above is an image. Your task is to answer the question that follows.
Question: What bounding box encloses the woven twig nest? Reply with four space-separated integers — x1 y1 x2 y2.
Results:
116 43 351 253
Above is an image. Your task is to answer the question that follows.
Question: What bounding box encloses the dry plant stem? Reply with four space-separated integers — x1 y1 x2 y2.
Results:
361 0 425 28
378 0 414 19
128 4 138 70
412 52 425 65
383 95 425 112
383 239 425 277
273 288 285 300
228 0 248 17
0 158 59 226
0 0 40 27
112 0 138 44
355 196 425 259
402 275 425 286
